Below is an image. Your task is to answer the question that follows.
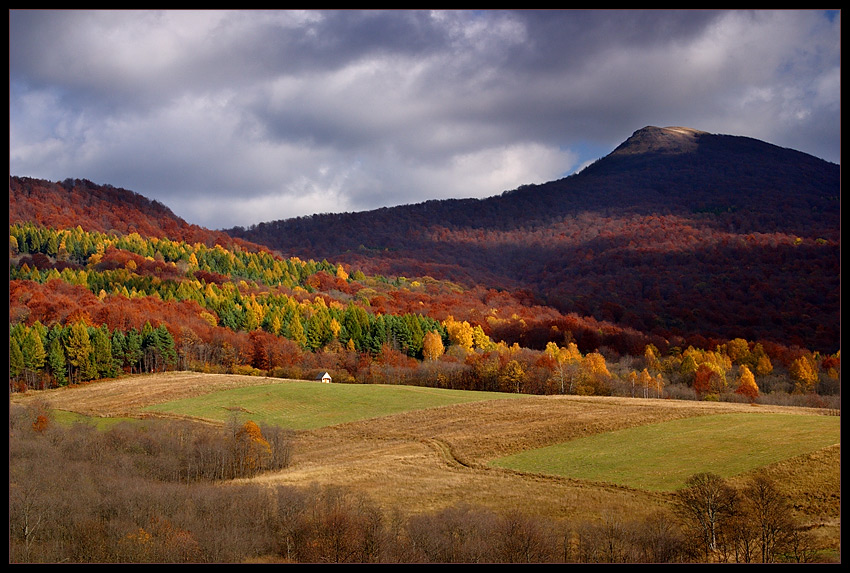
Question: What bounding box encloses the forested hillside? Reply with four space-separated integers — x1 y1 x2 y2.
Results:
7 126 840 408
9 176 258 251
228 127 840 355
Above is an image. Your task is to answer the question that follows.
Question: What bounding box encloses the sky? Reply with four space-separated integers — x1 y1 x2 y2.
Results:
9 9 841 230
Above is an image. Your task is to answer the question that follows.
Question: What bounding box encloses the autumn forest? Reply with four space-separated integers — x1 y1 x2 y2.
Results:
9 127 841 408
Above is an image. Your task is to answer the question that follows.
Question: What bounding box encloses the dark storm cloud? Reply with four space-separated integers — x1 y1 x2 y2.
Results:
9 9 840 229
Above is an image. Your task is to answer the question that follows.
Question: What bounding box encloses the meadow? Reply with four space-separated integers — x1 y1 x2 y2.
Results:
129 380 841 493
140 380 523 429
490 413 839 491
10 372 841 562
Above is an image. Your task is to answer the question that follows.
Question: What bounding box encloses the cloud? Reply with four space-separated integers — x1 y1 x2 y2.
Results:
10 9 840 229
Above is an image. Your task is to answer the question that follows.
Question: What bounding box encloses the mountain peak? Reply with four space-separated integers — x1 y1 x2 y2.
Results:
609 125 708 156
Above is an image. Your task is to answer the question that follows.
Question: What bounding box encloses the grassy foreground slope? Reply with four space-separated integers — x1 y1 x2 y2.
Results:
490 413 839 491
10 372 840 544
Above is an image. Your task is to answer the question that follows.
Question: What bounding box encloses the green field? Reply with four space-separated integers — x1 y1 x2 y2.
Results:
52 409 137 430
490 412 840 491
141 381 520 429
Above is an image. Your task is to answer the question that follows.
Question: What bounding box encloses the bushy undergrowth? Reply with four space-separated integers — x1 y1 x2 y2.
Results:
9 402 829 564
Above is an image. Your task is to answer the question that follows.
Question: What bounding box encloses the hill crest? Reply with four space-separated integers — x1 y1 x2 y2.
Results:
8 176 266 252
609 125 707 156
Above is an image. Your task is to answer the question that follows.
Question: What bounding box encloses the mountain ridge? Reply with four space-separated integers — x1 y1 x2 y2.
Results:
233 125 839 235
226 126 840 353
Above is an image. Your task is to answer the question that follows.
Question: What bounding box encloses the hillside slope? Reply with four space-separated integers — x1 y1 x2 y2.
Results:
227 127 841 353
9 176 260 250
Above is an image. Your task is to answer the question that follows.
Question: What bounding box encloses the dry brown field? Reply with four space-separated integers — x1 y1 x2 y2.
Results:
10 371 840 551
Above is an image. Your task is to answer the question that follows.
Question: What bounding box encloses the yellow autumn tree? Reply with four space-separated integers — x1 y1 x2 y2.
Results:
638 368 654 398
724 338 751 365
329 318 342 340
755 353 773 377
268 313 282 335
644 344 661 373
65 320 95 383
679 349 699 382
443 316 474 351
652 372 665 398
575 352 611 395
626 370 638 397
422 330 445 361
244 295 264 331
789 356 818 394
735 365 759 403
499 359 526 393
545 341 583 394
289 313 307 347
472 325 496 350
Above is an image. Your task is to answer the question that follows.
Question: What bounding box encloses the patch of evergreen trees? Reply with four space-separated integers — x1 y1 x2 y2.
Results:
10 321 177 389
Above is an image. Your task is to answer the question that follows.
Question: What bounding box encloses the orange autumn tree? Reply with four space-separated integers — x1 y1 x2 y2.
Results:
693 363 724 399
735 364 759 403
236 420 271 473
687 348 730 399
422 330 445 361
32 414 50 433
120 516 202 563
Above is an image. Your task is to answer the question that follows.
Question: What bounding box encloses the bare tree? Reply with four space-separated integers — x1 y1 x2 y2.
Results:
492 509 557 563
740 472 816 563
633 510 687 563
674 472 739 561
9 464 51 562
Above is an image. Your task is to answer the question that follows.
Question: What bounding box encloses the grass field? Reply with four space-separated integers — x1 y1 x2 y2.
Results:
10 372 840 550
140 380 523 429
51 409 137 430
490 412 840 491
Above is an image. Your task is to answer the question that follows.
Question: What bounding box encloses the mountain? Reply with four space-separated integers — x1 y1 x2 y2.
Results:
227 126 841 353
